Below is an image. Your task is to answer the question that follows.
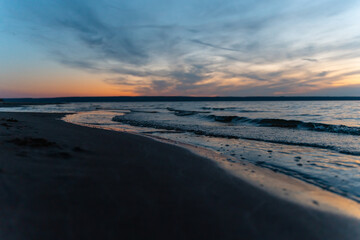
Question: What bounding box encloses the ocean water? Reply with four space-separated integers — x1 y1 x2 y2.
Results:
2 101 360 202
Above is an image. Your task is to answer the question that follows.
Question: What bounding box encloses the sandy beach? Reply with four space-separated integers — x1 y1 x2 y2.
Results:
0 112 359 240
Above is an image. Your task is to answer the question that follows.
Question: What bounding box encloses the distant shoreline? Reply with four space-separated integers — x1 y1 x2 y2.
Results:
3 96 360 103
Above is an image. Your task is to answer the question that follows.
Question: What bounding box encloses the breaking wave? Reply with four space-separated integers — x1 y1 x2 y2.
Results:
166 107 210 116
112 115 360 156
205 115 360 136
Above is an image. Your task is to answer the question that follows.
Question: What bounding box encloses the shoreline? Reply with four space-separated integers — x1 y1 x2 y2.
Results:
146 134 360 217
1 112 360 239
64 114 360 217
63 112 360 208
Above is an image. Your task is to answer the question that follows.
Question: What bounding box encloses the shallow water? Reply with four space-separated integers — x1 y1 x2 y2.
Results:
2 101 360 202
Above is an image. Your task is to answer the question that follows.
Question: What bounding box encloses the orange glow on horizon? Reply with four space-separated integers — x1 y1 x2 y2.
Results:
2 63 360 98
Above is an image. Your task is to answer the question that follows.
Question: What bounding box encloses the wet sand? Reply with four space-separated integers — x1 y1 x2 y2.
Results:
0 112 359 240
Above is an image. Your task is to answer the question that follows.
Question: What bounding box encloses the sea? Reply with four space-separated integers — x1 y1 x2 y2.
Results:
2 100 360 202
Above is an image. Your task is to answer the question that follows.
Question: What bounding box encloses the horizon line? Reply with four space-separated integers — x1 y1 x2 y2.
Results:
2 96 360 103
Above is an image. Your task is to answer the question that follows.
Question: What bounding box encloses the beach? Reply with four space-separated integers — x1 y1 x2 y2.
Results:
0 112 359 240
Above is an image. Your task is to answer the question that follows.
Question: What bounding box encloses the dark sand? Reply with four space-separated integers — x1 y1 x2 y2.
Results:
0 112 359 240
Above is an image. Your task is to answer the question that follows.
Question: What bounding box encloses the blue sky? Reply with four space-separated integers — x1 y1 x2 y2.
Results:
1 0 360 97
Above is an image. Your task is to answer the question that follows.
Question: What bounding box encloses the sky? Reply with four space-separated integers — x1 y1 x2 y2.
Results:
1 0 360 98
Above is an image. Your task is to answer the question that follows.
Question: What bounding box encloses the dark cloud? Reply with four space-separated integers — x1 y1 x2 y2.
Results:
303 58 318 62
317 71 329 77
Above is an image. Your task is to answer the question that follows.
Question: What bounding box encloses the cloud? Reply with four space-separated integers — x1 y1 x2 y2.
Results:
316 71 329 77
190 39 243 52
2 0 360 96
303 58 318 62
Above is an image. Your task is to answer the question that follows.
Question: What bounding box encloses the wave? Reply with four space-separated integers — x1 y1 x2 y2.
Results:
206 115 247 123
201 107 261 112
130 109 158 113
205 115 360 136
112 116 360 156
166 107 210 116
253 161 360 203
295 114 322 117
201 107 236 111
